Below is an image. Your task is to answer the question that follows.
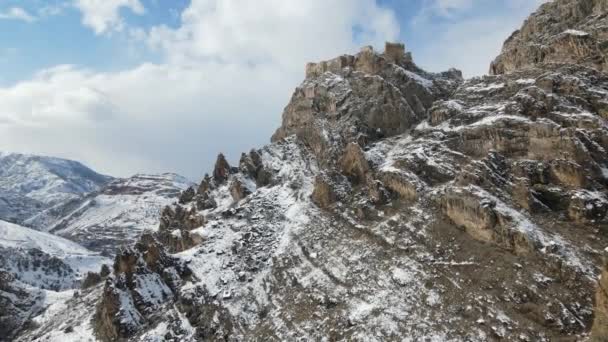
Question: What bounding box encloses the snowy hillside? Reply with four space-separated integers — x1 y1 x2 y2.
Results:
0 219 109 289
0 152 112 225
0 219 109 341
38 173 192 256
7 0 608 340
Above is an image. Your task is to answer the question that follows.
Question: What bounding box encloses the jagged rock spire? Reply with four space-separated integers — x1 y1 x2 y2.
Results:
213 153 231 183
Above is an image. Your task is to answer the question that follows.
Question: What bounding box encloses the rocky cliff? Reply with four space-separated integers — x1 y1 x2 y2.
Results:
14 0 608 341
490 0 608 75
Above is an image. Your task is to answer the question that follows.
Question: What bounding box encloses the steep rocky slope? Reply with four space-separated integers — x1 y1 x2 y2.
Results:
0 152 112 225
26 173 192 256
490 0 608 75
14 0 608 341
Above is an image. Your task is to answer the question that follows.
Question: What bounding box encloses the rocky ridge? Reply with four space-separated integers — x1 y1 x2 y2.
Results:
490 0 608 75
13 0 608 341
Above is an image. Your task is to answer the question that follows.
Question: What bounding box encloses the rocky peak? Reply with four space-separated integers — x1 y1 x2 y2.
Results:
94 233 190 341
490 0 608 75
273 41 462 165
304 42 414 79
12 2 608 341
212 153 233 184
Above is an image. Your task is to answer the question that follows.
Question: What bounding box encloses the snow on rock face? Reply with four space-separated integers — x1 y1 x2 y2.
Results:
15 286 103 342
147 58 605 340
32 173 193 257
0 220 109 340
0 152 111 226
271 45 462 167
13 4 608 340
0 220 109 290
490 0 608 74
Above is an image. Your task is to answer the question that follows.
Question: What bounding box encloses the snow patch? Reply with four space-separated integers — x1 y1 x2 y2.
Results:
563 29 589 36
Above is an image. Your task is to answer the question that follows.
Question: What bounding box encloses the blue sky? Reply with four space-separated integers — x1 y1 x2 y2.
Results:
0 0 546 179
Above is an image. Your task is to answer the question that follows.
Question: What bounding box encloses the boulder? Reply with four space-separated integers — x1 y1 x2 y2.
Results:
230 179 252 202
198 174 213 194
441 187 536 254
195 191 217 211
339 143 370 183
311 175 337 209
567 190 608 223
380 172 420 201
178 186 196 204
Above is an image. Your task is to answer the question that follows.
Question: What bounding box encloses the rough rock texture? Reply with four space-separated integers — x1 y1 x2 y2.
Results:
13 2 608 341
272 42 462 166
490 0 608 75
592 249 608 340
213 153 233 184
94 234 190 341
0 271 41 342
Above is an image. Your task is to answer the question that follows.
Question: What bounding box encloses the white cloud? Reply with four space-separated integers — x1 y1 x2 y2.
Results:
422 0 474 18
411 0 550 77
0 7 36 22
0 0 399 178
146 0 398 68
74 0 145 35
418 0 547 20
38 2 72 18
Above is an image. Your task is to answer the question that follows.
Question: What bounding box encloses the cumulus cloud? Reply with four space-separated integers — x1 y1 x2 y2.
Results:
0 0 399 178
0 7 36 22
74 0 145 35
146 0 399 67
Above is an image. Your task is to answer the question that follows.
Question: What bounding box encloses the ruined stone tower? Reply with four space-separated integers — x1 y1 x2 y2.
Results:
304 42 412 79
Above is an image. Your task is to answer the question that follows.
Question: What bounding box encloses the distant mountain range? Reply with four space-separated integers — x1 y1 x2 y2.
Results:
0 152 112 225
0 153 193 339
0 152 192 256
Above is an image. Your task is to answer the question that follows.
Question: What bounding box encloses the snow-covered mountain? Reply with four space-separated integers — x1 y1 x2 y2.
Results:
0 220 110 341
0 152 112 225
0 219 109 289
8 0 608 341
36 173 193 256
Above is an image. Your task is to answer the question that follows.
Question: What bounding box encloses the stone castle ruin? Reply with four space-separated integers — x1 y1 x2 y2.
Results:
305 42 413 78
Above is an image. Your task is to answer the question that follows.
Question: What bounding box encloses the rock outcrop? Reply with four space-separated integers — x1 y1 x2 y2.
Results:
490 0 608 74
0 271 41 342
213 153 232 183
592 248 608 340
272 42 462 165
94 234 190 341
